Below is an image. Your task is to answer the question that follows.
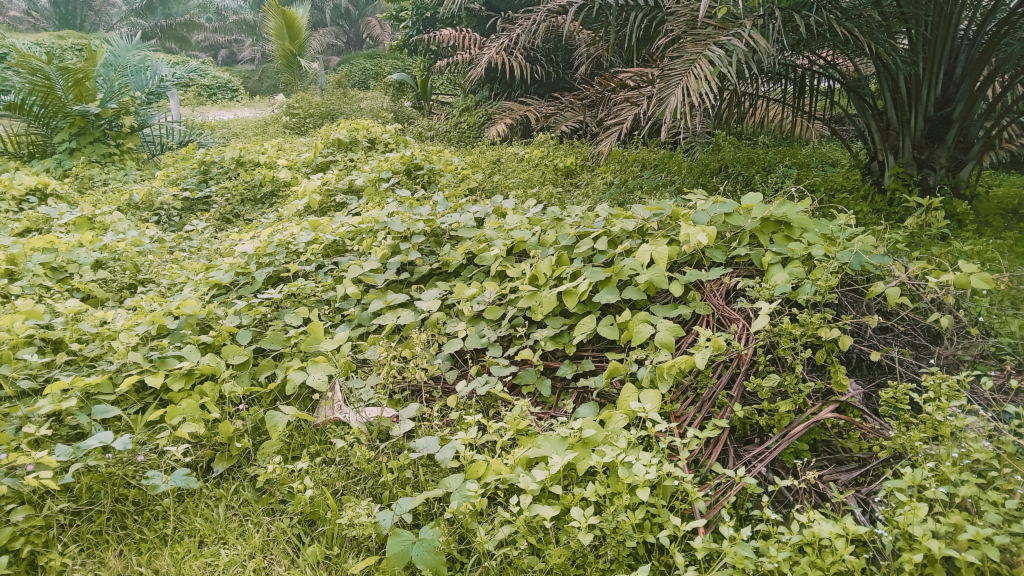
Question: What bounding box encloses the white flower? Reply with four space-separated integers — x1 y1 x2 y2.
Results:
137 455 145 462
673 480 679 486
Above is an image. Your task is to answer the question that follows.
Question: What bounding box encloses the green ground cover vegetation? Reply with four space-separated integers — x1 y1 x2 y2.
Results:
2 101 1024 574
2 10 1024 576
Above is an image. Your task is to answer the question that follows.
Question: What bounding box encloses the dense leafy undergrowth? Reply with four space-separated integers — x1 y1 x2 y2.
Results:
0 32 247 105
2 120 1024 576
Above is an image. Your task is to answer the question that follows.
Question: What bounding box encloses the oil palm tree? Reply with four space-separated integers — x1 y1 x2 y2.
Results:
434 0 1024 195
730 0 1024 193
305 0 392 52
112 0 213 54
260 0 322 92
0 33 204 165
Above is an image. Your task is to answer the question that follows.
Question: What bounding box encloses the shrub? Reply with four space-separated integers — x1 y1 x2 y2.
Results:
0 31 97 95
224 65 288 97
280 77 386 134
335 49 420 90
196 113 289 147
0 32 246 104
405 97 494 147
156 54 247 104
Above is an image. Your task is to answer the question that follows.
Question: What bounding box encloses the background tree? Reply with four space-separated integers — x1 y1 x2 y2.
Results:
420 0 1024 195
22 0 125 33
114 0 213 54
730 0 1024 193
0 0 48 32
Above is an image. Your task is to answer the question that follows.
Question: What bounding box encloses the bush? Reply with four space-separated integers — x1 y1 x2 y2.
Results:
280 77 387 134
0 32 246 104
224 65 289 97
196 113 289 147
156 54 247 104
334 49 420 90
402 96 494 147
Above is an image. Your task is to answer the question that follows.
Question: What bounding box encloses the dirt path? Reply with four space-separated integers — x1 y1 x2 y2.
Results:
189 107 274 122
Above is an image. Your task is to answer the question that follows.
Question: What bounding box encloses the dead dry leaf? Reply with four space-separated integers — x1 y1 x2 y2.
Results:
314 380 399 427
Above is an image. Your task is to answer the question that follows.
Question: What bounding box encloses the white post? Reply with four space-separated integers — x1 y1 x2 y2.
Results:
168 88 181 122
318 56 326 98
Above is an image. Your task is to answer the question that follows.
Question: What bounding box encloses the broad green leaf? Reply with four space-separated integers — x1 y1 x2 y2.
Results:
111 434 133 451
573 314 598 343
630 323 655 347
441 338 463 354
593 286 621 304
572 401 600 419
77 431 114 451
408 436 441 457
181 345 201 363
167 468 200 489
259 332 287 350
694 347 713 370
838 335 853 352
348 556 380 574
622 286 647 300
412 525 446 576
435 441 459 466
751 313 770 333
385 529 416 572
970 272 995 290
91 404 121 419
651 245 670 270
654 330 676 353
265 410 289 440
617 382 640 412
684 518 707 531
639 388 662 412
597 316 620 340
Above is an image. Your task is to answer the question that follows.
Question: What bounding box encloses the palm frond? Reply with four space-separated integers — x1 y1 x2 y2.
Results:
0 92 64 159
361 14 394 48
261 0 314 90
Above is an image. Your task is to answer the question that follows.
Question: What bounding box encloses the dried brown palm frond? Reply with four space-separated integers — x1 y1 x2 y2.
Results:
418 27 485 55
487 66 712 155
361 14 393 48
440 0 481 17
481 0 768 154
652 0 774 139
415 28 484 75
